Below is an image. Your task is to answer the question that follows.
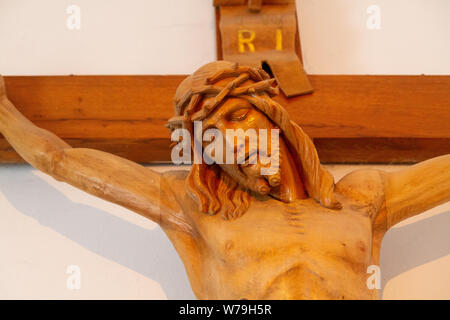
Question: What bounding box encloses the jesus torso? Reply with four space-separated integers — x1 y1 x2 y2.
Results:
161 170 383 300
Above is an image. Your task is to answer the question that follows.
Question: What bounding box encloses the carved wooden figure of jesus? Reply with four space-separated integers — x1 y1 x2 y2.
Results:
0 61 449 299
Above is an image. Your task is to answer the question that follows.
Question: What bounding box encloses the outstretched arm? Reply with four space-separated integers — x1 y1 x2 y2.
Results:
0 76 180 228
384 155 450 228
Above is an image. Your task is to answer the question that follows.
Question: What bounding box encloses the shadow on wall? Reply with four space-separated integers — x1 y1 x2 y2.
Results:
0 165 195 300
380 210 450 297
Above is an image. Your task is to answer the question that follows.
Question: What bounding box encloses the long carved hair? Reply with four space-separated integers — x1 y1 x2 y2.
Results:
186 163 251 220
167 61 341 220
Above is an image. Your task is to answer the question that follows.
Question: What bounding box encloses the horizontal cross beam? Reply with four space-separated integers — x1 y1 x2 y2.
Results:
1 75 449 163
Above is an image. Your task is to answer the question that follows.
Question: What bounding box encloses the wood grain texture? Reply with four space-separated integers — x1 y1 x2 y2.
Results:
215 4 304 63
218 4 312 97
1 74 449 163
2 137 449 164
314 138 450 164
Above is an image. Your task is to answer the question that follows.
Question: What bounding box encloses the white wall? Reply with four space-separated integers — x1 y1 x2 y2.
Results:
0 0 449 299
0 0 217 75
1 0 449 75
297 0 450 74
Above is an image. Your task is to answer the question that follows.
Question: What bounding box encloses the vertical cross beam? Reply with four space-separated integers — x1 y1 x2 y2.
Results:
214 0 313 97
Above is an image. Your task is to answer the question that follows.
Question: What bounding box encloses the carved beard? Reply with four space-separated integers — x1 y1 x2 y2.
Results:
217 133 282 198
216 136 301 203
239 151 288 201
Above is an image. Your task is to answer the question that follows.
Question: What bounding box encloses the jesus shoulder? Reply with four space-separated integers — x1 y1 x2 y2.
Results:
335 169 387 222
159 169 193 233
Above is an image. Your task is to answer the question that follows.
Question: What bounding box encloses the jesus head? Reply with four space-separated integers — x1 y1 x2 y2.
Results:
167 61 341 220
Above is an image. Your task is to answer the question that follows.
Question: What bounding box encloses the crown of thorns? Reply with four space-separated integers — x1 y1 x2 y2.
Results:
166 64 280 131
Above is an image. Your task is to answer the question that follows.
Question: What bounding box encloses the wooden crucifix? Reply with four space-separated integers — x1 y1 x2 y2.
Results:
1 61 449 299
0 0 449 300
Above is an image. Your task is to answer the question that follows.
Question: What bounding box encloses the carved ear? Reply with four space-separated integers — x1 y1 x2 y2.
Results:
0 75 6 99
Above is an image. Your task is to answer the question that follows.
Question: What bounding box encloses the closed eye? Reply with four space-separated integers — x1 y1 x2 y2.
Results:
229 108 250 121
